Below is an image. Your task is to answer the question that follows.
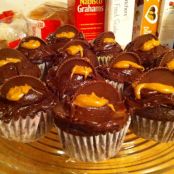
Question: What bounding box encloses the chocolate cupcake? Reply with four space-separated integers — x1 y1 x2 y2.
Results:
125 34 169 70
159 49 174 71
0 48 40 85
93 31 122 65
47 24 84 51
125 68 174 142
17 36 56 77
55 39 98 67
54 81 130 162
0 75 55 142
97 52 144 95
46 58 101 102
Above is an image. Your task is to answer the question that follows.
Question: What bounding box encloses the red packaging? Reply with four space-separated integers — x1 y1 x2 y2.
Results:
68 0 105 41
28 2 68 40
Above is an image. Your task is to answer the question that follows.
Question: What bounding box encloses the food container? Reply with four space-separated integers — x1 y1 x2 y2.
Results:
27 2 68 40
133 0 161 39
0 10 28 48
68 0 105 41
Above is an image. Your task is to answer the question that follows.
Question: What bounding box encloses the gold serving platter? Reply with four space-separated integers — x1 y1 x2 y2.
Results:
0 128 174 174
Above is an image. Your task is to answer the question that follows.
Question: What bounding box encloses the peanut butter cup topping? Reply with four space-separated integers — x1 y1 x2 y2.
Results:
113 60 144 70
6 84 32 101
21 40 41 49
56 31 75 39
73 92 115 112
71 65 93 79
0 58 21 67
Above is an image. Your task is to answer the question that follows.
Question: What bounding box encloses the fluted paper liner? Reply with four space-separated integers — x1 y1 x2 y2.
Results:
0 112 53 143
97 56 113 66
56 117 131 162
105 80 124 97
130 115 174 142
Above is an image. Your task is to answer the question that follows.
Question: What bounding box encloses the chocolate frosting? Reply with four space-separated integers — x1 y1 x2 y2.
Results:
125 34 169 69
97 52 143 84
46 24 85 51
0 75 55 123
124 68 174 121
54 81 128 136
93 32 122 61
159 50 174 68
18 36 56 65
55 39 98 67
0 48 41 84
46 58 101 102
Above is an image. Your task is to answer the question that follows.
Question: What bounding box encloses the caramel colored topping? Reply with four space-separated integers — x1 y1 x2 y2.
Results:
113 60 144 70
103 37 115 44
71 65 93 79
66 45 83 57
134 83 174 99
166 59 174 71
21 40 41 49
73 92 115 112
141 39 160 51
56 32 75 39
0 58 21 67
6 84 32 101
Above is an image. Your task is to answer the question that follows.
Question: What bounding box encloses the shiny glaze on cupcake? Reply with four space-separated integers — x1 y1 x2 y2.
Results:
46 58 101 102
125 34 169 70
97 52 144 84
0 48 40 85
55 39 98 67
0 75 55 123
18 36 56 64
159 50 174 71
93 32 122 63
124 68 174 121
54 81 128 136
47 24 85 51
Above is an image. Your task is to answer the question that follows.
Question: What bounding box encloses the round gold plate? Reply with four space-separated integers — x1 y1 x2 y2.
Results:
0 128 174 174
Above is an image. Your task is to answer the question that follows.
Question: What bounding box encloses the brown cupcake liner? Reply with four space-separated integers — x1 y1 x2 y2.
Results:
97 56 113 65
130 115 174 142
0 112 53 143
105 80 124 97
56 117 131 162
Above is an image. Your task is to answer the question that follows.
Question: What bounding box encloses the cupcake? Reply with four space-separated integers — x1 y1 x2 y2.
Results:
17 36 56 77
0 48 40 85
55 39 98 67
125 68 174 142
125 34 169 70
159 49 174 71
97 52 144 95
0 75 55 142
47 24 85 51
93 31 122 65
46 58 101 102
54 81 130 162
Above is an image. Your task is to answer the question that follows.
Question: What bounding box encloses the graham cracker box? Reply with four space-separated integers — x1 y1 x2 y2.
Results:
158 0 174 48
133 0 161 39
68 0 105 41
105 0 135 48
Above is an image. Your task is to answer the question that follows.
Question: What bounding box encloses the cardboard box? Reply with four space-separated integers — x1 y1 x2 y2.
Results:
133 0 161 39
68 0 105 41
105 0 135 48
0 0 68 40
158 0 174 48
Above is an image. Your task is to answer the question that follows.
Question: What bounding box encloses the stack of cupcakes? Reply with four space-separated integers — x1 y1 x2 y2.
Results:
0 48 55 142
